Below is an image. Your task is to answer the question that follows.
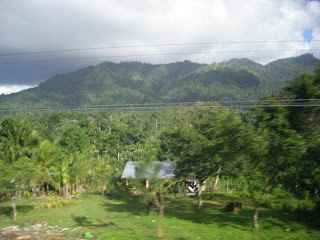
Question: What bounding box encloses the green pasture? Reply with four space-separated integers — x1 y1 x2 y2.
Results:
0 193 319 240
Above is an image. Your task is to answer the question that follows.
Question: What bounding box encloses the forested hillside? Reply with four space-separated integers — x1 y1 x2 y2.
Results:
1 65 320 235
0 54 318 108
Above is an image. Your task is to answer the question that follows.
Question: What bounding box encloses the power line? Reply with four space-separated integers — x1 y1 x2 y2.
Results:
0 49 319 65
1 100 320 112
1 105 319 112
2 99 320 109
1 40 319 57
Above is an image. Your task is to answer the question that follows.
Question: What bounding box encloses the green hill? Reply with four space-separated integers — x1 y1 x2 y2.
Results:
0 54 318 108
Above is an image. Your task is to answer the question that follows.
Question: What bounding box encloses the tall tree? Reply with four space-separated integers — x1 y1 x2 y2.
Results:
282 65 320 194
252 98 306 192
0 118 41 220
162 107 261 208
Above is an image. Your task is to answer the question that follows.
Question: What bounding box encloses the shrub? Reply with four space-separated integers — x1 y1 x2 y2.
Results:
282 201 295 212
48 190 58 196
25 191 32 198
73 190 81 197
38 197 73 209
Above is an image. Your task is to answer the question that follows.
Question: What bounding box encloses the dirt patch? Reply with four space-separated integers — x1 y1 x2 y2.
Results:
192 201 226 207
202 201 225 207
0 221 83 240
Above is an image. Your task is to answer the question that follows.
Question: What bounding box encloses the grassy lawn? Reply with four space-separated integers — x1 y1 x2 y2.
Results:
0 193 319 239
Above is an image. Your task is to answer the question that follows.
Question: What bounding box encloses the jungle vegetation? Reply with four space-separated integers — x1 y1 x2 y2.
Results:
0 59 319 235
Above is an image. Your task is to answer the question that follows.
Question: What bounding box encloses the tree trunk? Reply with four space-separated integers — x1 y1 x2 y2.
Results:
198 184 203 209
265 189 270 205
11 198 17 221
157 205 164 237
75 175 78 192
249 182 260 230
253 206 260 230
213 165 222 191
64 184 69 197
151 186 165 238
58 183 62 196
226 178 229 193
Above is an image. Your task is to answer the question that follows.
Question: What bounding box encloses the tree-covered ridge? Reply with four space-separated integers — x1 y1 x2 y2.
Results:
0 54 318 108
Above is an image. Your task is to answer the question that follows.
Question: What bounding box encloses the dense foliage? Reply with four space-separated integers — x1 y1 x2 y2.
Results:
0 62 320 230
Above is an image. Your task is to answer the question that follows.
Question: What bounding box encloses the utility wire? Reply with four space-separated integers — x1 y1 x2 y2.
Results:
1 40 319 57
1 105 320 112
1 100 320 112
0 49 319 65
1 99 320 110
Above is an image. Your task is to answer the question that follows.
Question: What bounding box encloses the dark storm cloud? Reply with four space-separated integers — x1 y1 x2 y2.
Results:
0 0 319 93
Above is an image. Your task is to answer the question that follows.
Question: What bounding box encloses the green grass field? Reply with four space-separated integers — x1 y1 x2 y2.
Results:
0 193 319 239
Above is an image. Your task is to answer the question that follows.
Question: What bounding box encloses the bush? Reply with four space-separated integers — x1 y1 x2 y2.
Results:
48 190 58 196
113 181 130 197
268 188 297 212
72 190 81 197
282 201 295 212
38 197 73 209
25 191 32 198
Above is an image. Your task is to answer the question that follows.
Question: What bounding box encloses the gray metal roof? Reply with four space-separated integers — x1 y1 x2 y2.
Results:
121 161 174 179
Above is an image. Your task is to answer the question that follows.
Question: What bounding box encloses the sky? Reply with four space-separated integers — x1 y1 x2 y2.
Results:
0 0 320 94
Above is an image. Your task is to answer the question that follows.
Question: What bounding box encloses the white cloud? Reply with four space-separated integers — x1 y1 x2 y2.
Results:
0 85 35 95
0 0 319 84
307 0 320 15
311 28 320 58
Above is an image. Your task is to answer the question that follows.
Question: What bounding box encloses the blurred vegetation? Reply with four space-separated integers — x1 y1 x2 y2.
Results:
0 59 320 233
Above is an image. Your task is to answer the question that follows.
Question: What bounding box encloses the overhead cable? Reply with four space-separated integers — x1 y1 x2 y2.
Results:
0 49 319 65
1 100 320 112
1 40 319 57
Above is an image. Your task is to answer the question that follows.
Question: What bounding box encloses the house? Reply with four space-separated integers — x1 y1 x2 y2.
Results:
121 161 174 179
121 161 174 188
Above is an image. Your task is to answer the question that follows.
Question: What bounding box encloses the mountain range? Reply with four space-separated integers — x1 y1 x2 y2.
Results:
0 53 318 108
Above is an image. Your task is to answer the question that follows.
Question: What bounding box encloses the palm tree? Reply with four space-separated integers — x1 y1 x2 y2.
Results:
0 119 41 220
34 140 60 194
0 119 39 164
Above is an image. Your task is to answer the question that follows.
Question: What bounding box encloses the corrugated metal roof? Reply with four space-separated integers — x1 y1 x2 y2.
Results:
121 161 174 179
